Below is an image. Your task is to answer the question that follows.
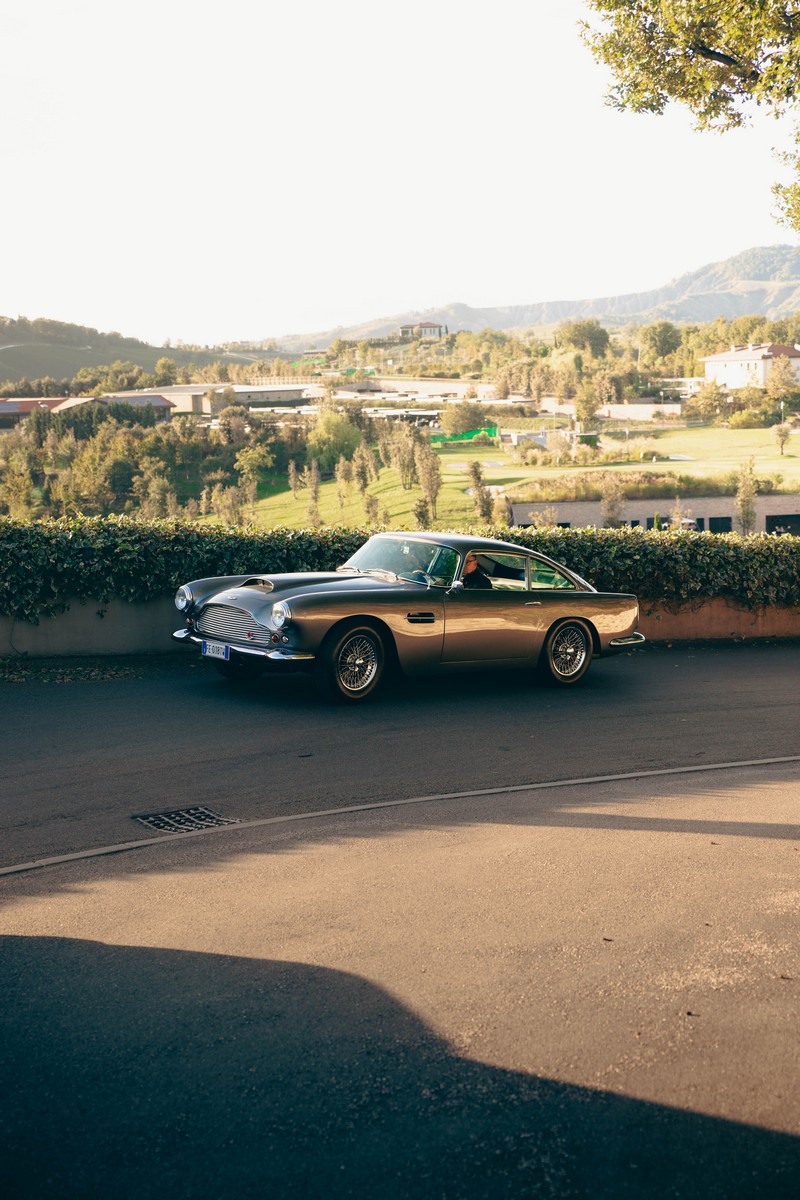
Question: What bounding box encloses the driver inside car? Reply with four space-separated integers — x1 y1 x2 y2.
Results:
462 553 493 589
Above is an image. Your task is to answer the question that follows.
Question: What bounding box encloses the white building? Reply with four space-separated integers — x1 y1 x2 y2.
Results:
700 343 800 389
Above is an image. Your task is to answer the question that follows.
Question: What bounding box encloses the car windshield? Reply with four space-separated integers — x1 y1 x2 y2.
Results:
340 537 459 587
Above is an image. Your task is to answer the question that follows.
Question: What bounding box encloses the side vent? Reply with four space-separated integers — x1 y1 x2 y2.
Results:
406 611 437 624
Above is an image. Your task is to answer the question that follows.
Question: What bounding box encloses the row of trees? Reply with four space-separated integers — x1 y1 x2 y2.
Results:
0 392 499 528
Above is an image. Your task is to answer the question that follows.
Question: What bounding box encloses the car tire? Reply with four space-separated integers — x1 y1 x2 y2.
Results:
212 655 266 684
316 622 386 703
539 620 592 686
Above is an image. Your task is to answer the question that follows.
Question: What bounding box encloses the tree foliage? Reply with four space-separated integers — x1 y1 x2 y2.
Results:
583 1 800 229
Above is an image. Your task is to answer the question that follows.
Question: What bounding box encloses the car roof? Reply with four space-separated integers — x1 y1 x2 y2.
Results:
370 530 533 556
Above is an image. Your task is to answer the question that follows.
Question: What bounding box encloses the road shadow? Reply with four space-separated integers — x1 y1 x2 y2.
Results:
2 935 798 1199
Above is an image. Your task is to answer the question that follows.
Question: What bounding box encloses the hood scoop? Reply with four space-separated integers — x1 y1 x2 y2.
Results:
241 576 275 591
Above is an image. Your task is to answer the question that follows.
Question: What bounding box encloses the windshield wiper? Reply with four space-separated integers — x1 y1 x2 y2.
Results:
362 568 400 581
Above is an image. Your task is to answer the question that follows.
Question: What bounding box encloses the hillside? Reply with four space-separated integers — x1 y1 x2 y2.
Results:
0 317 263 385
5 244 800 381
270 244 800 351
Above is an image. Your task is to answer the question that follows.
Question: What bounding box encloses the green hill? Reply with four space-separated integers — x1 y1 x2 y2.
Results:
0 316 261 385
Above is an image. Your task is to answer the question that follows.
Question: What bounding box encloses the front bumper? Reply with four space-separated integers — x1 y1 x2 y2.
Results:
172 628 315 664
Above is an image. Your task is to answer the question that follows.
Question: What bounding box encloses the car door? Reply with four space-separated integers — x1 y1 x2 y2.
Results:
441 552 546 663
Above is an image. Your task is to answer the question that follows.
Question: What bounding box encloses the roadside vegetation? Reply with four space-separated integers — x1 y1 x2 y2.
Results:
2 312 800 531
3 516 800 627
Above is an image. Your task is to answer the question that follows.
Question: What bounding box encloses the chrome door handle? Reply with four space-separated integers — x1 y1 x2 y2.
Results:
525 601 543 606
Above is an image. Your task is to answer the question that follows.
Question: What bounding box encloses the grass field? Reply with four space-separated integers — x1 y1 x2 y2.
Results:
234 425 800 531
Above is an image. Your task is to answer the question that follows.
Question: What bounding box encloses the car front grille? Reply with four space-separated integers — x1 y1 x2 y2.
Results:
196 604 271 647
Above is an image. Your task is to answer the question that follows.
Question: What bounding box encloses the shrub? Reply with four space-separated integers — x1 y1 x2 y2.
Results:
1 516 799 623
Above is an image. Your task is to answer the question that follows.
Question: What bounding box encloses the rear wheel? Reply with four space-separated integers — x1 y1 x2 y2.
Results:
539 620 592 686
212 655 266 684
316 623 386 703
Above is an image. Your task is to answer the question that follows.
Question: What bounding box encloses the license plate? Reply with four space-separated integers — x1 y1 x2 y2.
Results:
202 641 230 661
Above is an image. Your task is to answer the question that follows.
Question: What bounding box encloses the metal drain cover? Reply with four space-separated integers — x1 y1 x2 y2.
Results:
133 806 240 833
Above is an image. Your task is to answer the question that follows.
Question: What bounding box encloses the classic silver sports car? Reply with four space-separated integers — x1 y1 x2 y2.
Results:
173 531 645 701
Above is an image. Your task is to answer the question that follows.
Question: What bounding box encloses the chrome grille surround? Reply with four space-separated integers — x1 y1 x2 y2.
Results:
196 604 271 647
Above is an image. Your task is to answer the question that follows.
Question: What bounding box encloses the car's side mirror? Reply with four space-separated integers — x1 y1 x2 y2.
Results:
449 579 464 592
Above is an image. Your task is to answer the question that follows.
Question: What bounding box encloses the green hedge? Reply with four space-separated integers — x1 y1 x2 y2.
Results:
2 515 799 624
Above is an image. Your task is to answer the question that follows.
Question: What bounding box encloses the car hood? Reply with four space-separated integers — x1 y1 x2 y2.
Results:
203 571 405 612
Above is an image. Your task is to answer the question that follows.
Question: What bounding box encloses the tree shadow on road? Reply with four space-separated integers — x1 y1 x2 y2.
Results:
2 935 798 1200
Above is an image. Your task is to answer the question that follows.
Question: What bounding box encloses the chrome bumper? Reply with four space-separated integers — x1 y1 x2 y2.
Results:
172 628 315 663
606 632 646 653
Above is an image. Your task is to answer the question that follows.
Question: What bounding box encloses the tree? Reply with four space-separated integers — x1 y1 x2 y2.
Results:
412 497 430 529
334 455 352 508
351 442 378 494
211 483 244 526
288 459 300 499
556 319 610 357
774 422 792 456
574 381 601 427
302 458 321 506
389 424 419 490
439 401 485 437
766 355 799 412
468 461 493 521
305 411 361 474
414 442 442 519
583 2 800 230
234 444 275 485
640 321 682 361
363 492 380 525
600 473 626 528
735 457 757 534
492 494 513 525
685 380 727 422
154 357 177 387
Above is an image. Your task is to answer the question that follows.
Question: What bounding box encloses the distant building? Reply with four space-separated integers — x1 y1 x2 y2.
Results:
510 494 800 535
0 397 66 427
399 321 448 340
100 384 306 415
700 343 800 390
54 394 176 418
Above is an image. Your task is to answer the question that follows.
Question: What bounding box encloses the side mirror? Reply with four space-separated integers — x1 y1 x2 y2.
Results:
449 579 464 592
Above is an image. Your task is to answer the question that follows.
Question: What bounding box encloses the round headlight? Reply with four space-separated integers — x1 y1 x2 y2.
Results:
272 600 291 628
175 585 194 612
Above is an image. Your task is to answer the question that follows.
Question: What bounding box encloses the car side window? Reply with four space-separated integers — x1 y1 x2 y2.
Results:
476 553 528 591
530 561 576 589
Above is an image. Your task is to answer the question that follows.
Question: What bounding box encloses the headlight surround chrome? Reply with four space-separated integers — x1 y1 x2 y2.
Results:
175 585 194 612
271 600 292 629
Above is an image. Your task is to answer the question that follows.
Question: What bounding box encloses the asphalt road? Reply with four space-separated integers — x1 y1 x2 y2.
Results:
2 643 800 1198
1 641 799 868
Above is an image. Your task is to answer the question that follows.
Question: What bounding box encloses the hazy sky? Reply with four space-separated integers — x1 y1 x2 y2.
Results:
5 0 798 346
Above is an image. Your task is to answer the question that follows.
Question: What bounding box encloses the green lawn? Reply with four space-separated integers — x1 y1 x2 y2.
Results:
235 425 800 531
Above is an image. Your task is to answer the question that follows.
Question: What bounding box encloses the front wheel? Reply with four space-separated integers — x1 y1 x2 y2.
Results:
539 620 592 686
316 623 386 703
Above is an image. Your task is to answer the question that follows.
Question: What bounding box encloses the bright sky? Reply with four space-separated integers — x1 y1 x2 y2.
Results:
4 0 798 347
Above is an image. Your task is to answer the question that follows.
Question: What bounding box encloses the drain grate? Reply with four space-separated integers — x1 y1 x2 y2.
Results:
133 806 241 833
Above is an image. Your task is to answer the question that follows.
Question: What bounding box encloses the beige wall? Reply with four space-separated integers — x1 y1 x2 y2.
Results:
0 596 186 658
1 594 798 659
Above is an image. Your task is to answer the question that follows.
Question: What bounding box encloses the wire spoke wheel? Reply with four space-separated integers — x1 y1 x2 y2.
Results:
541 620 591 686
336 633 380 693
319 623 386 702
